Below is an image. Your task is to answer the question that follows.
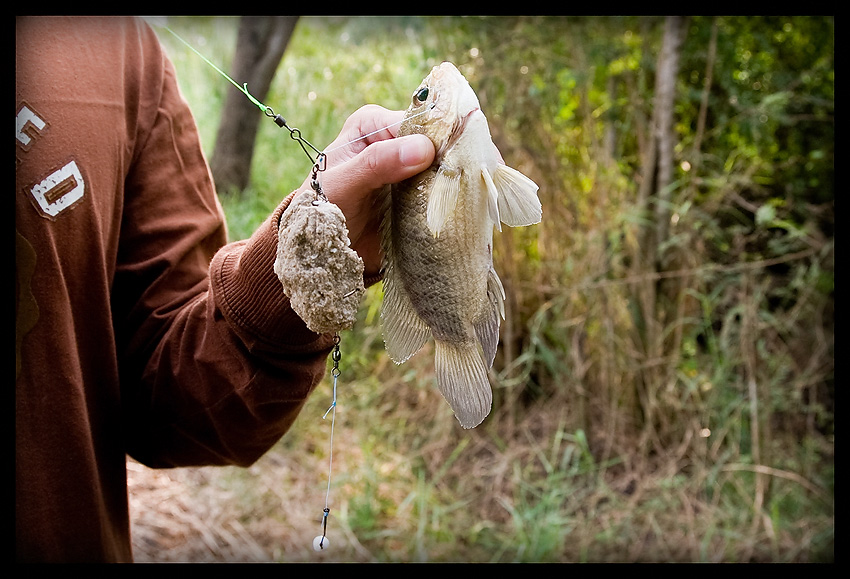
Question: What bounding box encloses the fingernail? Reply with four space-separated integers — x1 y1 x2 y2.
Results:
399 136 432 167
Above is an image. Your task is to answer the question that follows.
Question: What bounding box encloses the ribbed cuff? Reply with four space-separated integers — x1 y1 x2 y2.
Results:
210 192 335 353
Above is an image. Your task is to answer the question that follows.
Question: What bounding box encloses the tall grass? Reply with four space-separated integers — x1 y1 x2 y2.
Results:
147 16 833 562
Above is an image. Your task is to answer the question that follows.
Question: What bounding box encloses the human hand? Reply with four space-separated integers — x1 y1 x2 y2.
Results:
296 105 435 277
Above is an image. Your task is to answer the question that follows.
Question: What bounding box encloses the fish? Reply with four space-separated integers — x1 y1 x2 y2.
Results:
379 62 542 428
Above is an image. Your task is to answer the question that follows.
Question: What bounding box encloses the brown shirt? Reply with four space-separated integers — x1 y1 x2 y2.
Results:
16 16 334 562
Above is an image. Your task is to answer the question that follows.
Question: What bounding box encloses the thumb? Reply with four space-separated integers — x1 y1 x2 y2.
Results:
315 133 434 277
329 133 435 193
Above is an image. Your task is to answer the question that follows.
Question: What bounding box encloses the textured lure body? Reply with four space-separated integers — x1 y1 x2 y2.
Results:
275 190 364 334
380 62 542 428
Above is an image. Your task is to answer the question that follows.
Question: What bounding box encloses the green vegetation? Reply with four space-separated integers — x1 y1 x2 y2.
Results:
155 16 833 562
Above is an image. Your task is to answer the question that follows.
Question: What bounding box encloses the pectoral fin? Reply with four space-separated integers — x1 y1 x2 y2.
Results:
434 340 493 429
487 164 542 227
427 165 461 237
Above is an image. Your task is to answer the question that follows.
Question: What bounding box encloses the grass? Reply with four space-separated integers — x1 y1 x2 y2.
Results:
130 16 835 563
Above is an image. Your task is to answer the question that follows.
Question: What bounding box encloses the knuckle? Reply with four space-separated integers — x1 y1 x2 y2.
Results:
346 104 382 131
362 141 384 177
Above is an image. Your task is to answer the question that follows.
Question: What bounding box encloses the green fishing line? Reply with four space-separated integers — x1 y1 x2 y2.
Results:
157 21 326 171
154 19 435 171
162 25 270 114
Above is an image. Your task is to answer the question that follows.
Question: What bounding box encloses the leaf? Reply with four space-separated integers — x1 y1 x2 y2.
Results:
755 203 776 226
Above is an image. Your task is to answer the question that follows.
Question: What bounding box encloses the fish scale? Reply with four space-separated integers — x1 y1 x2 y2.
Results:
394 171 489 339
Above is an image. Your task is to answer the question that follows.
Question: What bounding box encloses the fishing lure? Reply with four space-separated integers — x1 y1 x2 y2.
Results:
155 22 355 554
153 22 439 553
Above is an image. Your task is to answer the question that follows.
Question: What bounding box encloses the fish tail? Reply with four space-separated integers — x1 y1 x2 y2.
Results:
434 339 492 429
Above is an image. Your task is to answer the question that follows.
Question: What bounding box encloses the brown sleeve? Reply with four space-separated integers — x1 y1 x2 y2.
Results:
116 34 334 468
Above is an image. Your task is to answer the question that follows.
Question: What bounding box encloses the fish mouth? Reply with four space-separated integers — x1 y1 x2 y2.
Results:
437 107 480 160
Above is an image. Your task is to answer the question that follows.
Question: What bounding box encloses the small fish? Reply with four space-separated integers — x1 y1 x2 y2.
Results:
380 62 541 428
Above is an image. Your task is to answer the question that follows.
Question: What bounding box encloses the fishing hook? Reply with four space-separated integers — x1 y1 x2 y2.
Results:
310 154 328 204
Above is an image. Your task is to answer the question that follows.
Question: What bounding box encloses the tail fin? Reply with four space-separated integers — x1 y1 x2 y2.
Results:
434 340 492 428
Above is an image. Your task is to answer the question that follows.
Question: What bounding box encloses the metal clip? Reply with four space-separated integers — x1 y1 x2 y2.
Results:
319 507 330 549
266 107 325 170
310 153 328 205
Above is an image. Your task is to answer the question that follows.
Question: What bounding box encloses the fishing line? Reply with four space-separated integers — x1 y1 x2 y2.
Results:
321 104 434 156
156 22 434 177
154 20 435 552
160 24 269 114
159 24 326 169
314 333 341 551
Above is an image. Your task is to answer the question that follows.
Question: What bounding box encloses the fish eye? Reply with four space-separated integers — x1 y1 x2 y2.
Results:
414 87 429 104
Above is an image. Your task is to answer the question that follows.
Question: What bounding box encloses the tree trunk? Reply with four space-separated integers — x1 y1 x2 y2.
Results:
629 16 688 450
652 16 688 250
688 16 718 185
209 16 299 196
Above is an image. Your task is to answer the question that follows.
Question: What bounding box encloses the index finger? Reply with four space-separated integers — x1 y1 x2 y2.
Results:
359 107 405 142
328 105 406 155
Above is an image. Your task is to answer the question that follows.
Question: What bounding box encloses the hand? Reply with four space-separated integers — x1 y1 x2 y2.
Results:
297 105 435 277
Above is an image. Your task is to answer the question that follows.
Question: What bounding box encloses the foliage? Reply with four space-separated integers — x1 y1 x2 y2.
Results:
154 15 832 562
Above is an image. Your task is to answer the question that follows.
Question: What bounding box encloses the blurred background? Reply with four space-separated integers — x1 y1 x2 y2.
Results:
128 15 833 562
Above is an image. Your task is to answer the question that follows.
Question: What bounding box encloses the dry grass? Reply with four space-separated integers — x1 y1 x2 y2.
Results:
127 356 834 563
128 456 329 562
